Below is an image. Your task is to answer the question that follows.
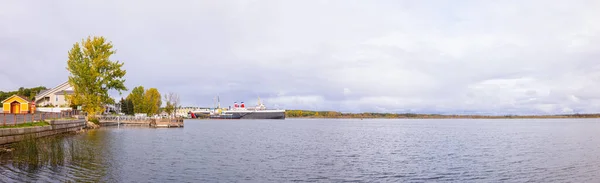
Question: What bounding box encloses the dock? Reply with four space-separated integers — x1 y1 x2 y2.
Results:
151 118 184 128
98 116 184 128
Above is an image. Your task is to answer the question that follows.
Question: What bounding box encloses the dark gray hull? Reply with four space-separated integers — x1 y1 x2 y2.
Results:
208 111 285 119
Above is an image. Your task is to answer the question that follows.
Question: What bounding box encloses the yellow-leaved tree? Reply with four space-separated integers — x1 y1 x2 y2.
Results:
66 36 127 121
144 88 162 116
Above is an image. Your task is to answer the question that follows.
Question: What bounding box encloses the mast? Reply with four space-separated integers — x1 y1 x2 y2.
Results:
257 96 261 105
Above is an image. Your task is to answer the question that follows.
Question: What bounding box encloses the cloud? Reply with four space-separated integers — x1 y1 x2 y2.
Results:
1 0 600 114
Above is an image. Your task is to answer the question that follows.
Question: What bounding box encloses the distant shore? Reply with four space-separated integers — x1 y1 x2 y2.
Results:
284 110 600 119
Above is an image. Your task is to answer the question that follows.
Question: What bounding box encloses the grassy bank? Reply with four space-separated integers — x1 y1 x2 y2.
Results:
45 117 78 120
285 110 600 119
0 121 50 129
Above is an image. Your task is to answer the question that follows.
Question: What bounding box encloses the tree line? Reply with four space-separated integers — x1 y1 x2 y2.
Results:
285 110 411 118
285 110 600 119
0 86 48 102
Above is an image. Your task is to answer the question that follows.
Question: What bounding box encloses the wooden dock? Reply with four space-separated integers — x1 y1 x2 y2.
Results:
151 118 184 128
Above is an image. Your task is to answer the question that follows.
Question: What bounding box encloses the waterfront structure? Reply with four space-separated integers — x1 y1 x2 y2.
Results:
2 95 35 114
0 117 85 144
96 115 184 128
34 81 74 107
104 102 121 114
176 107 211 117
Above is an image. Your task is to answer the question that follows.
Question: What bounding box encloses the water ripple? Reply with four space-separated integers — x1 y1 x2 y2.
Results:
1 119 600 182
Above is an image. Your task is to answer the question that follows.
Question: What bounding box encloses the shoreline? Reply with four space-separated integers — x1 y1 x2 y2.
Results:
186 116 600 120
284 111 600 119
286 116 600 119
187 111 600 119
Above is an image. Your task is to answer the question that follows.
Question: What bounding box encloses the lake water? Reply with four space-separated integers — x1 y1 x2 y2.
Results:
1 118 600 182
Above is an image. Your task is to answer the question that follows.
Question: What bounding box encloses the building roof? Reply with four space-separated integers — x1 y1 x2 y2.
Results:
38 89 48 95
54 90 75 95
35 81 73 101
1 94 33 103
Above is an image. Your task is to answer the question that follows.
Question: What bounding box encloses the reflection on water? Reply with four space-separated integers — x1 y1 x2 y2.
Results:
0 131 108 182
1 119 600 182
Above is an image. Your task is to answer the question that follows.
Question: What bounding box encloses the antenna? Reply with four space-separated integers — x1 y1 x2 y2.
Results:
213 96 217 109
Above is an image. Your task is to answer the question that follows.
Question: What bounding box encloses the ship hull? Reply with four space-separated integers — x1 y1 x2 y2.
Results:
207 111 285 119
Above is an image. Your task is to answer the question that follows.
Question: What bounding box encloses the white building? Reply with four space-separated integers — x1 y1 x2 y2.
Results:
35 81 74 107
35 81 121 114
175 107 210 117
104 102 121 114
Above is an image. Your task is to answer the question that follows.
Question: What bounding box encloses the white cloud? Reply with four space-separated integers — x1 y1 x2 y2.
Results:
343 88 351 96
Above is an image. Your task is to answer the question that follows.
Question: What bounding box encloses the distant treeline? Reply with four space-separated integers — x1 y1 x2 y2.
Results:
285 110 600 119
0 86 48 102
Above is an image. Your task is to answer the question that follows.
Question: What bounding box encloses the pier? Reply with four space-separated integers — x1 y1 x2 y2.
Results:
151 118 184 128
97 115 184 128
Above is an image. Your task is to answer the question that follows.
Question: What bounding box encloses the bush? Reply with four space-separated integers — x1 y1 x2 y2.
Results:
88 117 99 125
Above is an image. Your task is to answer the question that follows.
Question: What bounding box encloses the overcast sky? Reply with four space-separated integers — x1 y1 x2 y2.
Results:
1 0 599 114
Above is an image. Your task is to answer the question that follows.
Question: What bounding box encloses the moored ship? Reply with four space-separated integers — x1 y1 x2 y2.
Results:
190 97 285 119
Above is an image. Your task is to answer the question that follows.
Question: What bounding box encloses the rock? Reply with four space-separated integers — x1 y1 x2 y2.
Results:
86 121 100 129
0 147 13 153
75 128 87 134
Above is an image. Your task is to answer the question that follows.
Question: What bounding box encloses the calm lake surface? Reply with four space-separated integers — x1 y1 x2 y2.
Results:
1 118 600 182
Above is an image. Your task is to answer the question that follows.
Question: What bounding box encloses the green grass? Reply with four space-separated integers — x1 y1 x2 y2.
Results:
45 117 78 120
0 121 50 129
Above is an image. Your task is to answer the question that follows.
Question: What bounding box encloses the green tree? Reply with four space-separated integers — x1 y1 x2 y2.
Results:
66 36 127 118
29 86 48 100
127 86 145 114
0 86 47 102
118 97 134 115
144 88 161 116
119 98 130 115
0 91 6 101
163 101 174 116
126 98 134 115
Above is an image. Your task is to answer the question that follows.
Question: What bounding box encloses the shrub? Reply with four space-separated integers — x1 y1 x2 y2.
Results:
88 117 99 125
